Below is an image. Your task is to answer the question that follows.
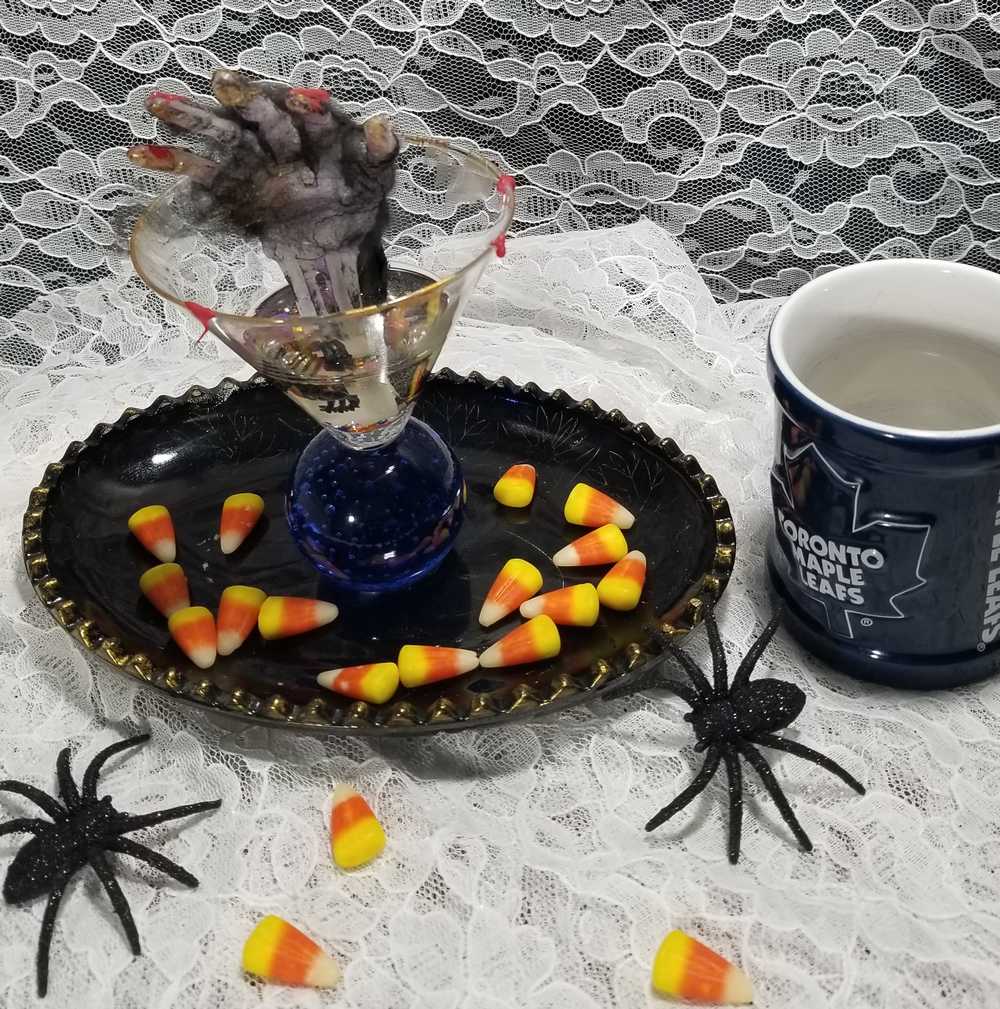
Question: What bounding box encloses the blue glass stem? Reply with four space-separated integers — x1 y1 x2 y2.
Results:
286 418 465 591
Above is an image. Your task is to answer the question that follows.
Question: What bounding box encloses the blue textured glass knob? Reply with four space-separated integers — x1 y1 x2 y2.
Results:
286 418 465 591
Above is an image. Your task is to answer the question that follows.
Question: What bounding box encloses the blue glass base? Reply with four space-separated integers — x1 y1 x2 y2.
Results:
287 419 465 591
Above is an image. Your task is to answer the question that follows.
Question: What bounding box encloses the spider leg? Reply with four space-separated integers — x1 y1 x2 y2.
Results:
650 678 701 707
600 667 699 707
721 750 743 864
0 817 50 838
646 746 721 832
754 733 865 795
119 799 221 834
663 640 713 701
731 611 783 689
0 781 65 820
36 865 75 998
88 849 141 955
738 742 813 853
105 838 199 888
703 608 728 694
56 748 80 810
81 734 151 801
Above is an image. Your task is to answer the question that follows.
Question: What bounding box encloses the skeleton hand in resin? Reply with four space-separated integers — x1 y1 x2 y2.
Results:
129 69 398 316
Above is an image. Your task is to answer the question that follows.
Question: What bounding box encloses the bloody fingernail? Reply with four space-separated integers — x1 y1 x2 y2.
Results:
148 91 184 105
287 87 329 113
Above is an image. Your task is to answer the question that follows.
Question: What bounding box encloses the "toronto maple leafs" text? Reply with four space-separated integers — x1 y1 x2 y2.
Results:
777 512 885 606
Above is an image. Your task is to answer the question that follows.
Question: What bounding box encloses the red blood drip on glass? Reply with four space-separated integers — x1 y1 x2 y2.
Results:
492 233 507 258
184 301 216 341
496 174 516 196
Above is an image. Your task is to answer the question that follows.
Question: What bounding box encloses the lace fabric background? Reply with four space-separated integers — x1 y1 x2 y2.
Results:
2 1 1000 1007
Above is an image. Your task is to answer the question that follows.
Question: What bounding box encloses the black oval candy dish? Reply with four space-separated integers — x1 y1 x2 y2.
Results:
22 371 735 734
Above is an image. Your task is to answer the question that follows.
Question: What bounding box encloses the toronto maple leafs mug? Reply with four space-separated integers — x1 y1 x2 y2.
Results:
766 259 1000 688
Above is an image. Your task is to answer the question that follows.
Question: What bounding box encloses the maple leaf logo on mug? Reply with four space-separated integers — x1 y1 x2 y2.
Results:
771 442 930 640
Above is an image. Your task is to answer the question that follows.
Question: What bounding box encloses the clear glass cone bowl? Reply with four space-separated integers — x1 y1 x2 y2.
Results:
130 136 514 590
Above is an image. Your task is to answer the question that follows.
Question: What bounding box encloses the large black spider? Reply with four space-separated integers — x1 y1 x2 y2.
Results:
604 608 865 863
0 734 221 997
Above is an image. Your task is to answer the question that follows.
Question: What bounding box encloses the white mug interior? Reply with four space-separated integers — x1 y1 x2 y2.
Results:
769 260 1000 439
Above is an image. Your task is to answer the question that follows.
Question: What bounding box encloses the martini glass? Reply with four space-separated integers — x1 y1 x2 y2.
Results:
130 137 514 591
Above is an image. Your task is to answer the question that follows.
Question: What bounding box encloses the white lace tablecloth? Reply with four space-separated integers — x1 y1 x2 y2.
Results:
2 222 1000 1009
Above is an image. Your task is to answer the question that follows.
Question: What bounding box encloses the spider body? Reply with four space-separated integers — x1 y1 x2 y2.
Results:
687 679 805 752
4 796 117 903
0 734 220 996
605 609 865 863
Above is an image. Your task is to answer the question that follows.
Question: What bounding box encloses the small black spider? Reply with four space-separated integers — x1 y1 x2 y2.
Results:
0 734 221 997
604 608 865 863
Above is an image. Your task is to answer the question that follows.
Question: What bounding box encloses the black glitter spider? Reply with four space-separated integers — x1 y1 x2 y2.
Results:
604 608 865 863
0 734 221 997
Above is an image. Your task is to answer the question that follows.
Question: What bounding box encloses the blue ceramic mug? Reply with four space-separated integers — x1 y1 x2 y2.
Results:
767 260 1000 688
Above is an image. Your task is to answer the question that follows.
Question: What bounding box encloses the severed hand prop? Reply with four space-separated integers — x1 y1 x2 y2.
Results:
129 69 398 317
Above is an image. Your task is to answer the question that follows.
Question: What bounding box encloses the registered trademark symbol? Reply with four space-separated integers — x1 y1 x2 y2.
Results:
860 618 873 628
978 642 987 653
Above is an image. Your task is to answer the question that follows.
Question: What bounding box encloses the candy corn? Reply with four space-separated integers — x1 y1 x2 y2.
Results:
651 930 752 1004
242 915 340 988
128 505 176 562
258 596 339 640
167 606 216 669
317 662 400 705
220 492 265 554
519 583 600 626
597 550 647 611
398 645 479 687
493 464 536 508
479 615 561 668
552 524 628 567
330 783 386 869
479 558 543 627
138 563 189 618
216 585 267 656
563 482 635 529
